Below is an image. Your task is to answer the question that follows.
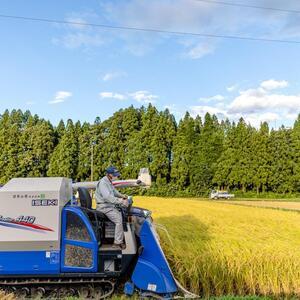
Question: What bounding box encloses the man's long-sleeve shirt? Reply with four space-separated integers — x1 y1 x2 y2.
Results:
95 176 125 208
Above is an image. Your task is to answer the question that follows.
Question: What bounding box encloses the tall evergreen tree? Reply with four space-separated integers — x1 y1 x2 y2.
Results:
77 122 93 181
100 112 124 171
0 110 24 183
231 119 255 192
291 114 300 192
150 109 176 184
119 106 142 178
213 121 235 190
0 110 13 183
250 122 271 194
171 112 199 189
125 104 160 179
54 119 66 146
191 113 224 194
48 119 79 178
268 127 294 193
19 116 55 177
90 116 111 180
213 119 255 192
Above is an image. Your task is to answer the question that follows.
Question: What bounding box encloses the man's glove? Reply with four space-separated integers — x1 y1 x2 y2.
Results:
122 199 129 208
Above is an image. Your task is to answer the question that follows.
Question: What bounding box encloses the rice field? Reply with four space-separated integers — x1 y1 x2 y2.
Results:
220 200 300 212
2 197 300 299
134 196 300 298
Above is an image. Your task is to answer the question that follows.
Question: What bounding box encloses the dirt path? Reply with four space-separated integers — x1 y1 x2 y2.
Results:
221 200 300 211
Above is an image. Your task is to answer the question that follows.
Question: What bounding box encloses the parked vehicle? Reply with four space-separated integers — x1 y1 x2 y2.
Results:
210 190 235 200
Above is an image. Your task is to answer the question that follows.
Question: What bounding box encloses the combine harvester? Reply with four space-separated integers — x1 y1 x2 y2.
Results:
0 169 194 299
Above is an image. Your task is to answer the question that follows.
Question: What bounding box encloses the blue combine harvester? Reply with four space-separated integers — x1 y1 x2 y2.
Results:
0 174 178 299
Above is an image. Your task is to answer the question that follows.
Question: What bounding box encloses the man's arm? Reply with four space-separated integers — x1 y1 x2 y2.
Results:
113 187 127 199
100 181 123 205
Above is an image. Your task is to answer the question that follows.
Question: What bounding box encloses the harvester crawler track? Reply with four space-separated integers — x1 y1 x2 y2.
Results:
0 277 115 299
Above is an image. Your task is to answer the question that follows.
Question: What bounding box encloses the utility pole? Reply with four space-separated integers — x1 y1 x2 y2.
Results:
91 141 96 182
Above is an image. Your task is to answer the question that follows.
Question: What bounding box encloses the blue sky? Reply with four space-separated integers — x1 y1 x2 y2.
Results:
1 0 300 127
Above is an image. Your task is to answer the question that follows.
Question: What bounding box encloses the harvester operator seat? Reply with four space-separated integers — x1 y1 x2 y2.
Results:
77 186 92 209
77 187 107 243
77 187 107 219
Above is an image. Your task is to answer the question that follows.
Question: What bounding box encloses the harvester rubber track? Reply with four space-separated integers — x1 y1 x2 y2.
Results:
0 277 115 299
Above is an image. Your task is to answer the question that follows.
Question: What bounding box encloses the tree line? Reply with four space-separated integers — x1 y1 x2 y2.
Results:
0 106 299 196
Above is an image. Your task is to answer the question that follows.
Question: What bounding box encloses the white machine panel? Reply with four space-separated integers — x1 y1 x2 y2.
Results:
0 177 72 251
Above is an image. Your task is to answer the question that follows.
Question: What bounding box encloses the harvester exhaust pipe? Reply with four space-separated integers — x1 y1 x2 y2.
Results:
72 168 151 191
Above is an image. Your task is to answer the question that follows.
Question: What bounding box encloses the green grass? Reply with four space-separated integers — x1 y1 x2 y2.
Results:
231 191 300 200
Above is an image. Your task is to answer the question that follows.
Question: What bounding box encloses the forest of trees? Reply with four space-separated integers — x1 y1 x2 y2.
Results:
0 105 299 196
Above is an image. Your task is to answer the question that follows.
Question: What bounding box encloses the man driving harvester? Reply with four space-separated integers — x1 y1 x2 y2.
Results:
95 166 129 250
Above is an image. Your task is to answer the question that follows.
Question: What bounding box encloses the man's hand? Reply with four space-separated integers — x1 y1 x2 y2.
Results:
122 199 129 207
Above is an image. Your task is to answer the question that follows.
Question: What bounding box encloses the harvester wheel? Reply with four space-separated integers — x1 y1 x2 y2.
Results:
4 287 16 295
31 287 45 298
92 286 104 299
48 288 58 299
78 286 91 298
15 287 29 299
69 288 76 296
58 287 75 298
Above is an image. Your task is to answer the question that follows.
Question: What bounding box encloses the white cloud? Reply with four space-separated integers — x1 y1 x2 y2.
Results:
260 79 288 91
226 84 238 92
229 81 300 114
102 71 127 82
189 104 283 128
99 0 300 57
99 92 127 101
189 79 300 127
190 105 228 119
52 12 107 49
243 112 280 128
185 41 215 59
164 104 184 120
286 112 299 120
53 1 300 57
101 0 221 58
49 91 72 104
53 32 105 49
99 90 158 103
129 91 158 104
199 94 225 102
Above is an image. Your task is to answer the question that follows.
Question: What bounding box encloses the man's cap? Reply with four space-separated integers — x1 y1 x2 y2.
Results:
106 166 120 177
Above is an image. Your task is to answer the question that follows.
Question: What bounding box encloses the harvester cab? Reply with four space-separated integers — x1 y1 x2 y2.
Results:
0 170 179 299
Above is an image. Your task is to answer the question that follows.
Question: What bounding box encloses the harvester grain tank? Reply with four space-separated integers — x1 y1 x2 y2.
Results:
0 170 179 298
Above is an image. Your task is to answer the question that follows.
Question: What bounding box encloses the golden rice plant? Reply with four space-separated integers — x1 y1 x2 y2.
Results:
134 196 300 298
0 291 14 300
